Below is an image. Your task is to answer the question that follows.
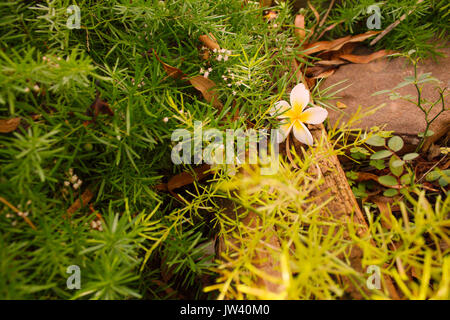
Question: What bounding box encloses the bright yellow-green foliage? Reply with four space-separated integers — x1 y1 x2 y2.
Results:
178 111 450 300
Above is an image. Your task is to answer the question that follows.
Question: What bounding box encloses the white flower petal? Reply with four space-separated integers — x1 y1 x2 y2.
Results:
270 100 291 119
290 83 310 112
301 107 328 124
292 121 313 146
275 123 292 144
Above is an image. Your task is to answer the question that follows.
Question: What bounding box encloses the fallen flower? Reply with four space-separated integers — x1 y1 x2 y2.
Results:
271 83 328 145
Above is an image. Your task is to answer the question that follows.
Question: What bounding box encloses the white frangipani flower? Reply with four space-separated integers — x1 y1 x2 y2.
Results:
271 83 328 146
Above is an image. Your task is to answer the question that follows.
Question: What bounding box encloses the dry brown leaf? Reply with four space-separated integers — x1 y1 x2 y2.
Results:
294 14 306 43
260 0 272 7
151 49 185 79
305 65 337 78
156 164 212 201
307 1 320 27
328 42 357 60
0 118 20 133
199 33 220 51
84 91 114 126
304 36 352 55
151 50 223 109
339 49 395 64
372 196 394 230
336 101 348 109
316 59 346 66
304 31 380 55
167 164 212 191
66 188 94 217
311 68 335 79
356 172 402 189
189 75 223 110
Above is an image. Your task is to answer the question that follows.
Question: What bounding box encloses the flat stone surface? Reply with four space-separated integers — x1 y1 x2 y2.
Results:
321 47 450 148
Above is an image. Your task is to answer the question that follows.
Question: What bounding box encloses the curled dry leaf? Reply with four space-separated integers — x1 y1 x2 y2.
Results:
339 49 396 64
294 14 306 43
0 117 20 133
304 31 380 55
315 59 347 66
152 49 223 110
336 101 348 109
156 164 212 201
66 188 94 217
311 68 335 79
199 33 220 51
84 91 114 125
306 65 337 78
318 42 356 60
189 75 223 110
151 49 185 79
307 1 320 28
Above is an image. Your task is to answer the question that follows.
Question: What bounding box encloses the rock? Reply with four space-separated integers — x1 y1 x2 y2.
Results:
321 47 450 150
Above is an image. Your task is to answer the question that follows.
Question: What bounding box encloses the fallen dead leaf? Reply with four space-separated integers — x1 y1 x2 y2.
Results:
304 31 380 55
339 49 395 64
151 50 223 110
199 33 220 51
294 14 306 43
0 117 20 133
156 164 213 201
85 91 114 125
336 101 348 109
372 196 395 230
356 172 402 189
315 59 347 66
66 188 94 217
311 68 335 79
189 76 223 110
151 49 185 79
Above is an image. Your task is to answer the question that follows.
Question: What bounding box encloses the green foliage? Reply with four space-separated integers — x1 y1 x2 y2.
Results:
0 0 448 300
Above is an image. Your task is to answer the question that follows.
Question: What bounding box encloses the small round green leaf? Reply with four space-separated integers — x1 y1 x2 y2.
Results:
378 175 398 187
418 130 434 138
392 160 405 168
389 155 404 177
366 135 386 147
400 173 412 185
438 176 449 187
426 171 440 182
403 153 419 161
370 150 392 160
383 188 398 197
388 136 404 152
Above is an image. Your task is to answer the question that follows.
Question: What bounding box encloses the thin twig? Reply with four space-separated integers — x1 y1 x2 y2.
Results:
417 154 447 184
0 196 37 230
319 0 335 28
